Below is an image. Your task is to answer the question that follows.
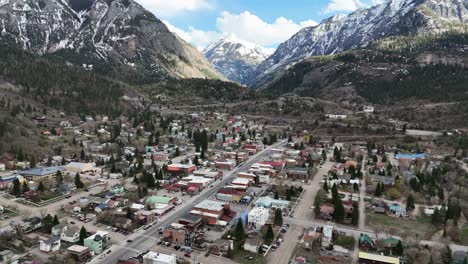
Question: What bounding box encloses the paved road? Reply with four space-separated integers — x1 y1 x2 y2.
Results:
94 140 287 264
358 158 366 230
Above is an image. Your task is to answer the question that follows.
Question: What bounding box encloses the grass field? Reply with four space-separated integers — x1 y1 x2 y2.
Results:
231 249 266 264
366 213 436 239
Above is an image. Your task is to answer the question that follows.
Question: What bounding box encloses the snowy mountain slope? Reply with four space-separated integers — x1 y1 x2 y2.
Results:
203 34 273 84
252 0 468 87
0 0 224 81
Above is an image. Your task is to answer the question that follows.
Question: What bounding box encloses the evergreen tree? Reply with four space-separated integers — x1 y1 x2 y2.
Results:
79 226 87 244
353 183 359 193
55 171 63 186
375 183 382 197
406 194 415 210
314 193 322 218
126 207 133 219
264 224 274 245
351 203 359 226
323 181 329 193
234 219 245 244
52 215 60 226
274 208 283 226
333 200 345 223
43 214 54 233
441 245 452 264
395 240 404 255
331 183 339 204
74 173 84 188
193 155 199 166
12 178 21 197
38 181 45 192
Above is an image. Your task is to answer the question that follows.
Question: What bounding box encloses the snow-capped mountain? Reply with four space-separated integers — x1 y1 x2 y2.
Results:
252 0 468 87
0 0 223 80
203 34 273 84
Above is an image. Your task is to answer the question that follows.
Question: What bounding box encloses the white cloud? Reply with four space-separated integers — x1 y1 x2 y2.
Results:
134 0 212 18
163 12 317 50
163 20 222 50
216 11 318 47
324 0 367 13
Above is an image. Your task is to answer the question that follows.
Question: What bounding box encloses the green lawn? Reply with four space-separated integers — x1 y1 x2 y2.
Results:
334 236 355 249
366 213 436 239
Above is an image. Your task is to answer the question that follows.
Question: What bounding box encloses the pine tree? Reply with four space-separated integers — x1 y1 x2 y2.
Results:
43 214 54 233
332 183 339 204
274 208 283 226
52 215 60 226
314 194 322 218
264 224 274 245
441 245 453 264
352 203 359 226
38 181 45 192
406 194 415 211
12 178 21 197
333 200 345 223
234 219 245 244
375 183 382 197
79 226 87 244
74 173 84 188
395 240 404 255
126 207 133 219
323 181 329 193
55 171 63 187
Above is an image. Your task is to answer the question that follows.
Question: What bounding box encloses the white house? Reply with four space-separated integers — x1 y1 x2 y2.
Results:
248 207 270 229
40 237 61 252
61 226 80 243
363 106 374 113
51 223 67 237
259 174 270 184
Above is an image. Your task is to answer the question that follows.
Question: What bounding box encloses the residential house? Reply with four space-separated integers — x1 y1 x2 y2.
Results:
389 204 407 217
209 239 232 256
287 167 309 180
61 226 80 243
51 223 67 237
319 205 334 221
244 236 262 253
359 234 375 251
40 237 61 252
115 217 132 230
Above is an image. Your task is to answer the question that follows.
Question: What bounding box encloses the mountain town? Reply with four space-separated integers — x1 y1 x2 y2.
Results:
0 0 467 264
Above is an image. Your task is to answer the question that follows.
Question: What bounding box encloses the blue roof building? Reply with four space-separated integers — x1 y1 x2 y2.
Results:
19 167 65 181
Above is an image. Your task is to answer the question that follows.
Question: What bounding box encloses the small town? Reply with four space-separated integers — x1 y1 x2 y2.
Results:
0 109 466 264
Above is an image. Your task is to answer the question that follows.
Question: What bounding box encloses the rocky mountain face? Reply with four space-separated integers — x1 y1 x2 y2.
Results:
252 0 468 87
203 34 272 84
0 0 223 81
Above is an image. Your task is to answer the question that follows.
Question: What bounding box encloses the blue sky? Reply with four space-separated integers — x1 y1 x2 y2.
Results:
135 0 383 50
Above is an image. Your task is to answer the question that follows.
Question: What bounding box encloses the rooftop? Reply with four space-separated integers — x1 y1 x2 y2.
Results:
146 196 173 204
194 200 226 212
143 251 176 263
20 167 64 176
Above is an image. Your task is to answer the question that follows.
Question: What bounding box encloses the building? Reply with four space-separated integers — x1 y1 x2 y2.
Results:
152 152 170 162
145 196 176 214
51 223 67 237
358 252 400 264
247 207 270 229
84 231 110 254
359 234 376 250
231 178 251 187
67 245 92 263
61 226 80 243
167 164 196 176
64 162 95 173
178 213 202 231
255 196 290 209
162 226 190 245
191 200 235 225
244 236 262 253
40 237 61 252
19 167 65 181
214 161 235 171
287 167 309 180
142 251 176 264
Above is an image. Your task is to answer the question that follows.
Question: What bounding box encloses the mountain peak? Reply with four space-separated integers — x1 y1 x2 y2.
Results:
0 0 223 81
252 0 468 87
203 35 273 84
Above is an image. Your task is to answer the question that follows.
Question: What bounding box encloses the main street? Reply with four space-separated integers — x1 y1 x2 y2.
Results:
94 140 287 264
